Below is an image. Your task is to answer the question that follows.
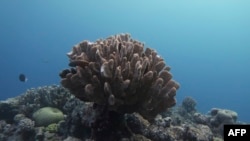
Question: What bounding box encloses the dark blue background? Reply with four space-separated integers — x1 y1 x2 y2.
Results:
0 0 249 122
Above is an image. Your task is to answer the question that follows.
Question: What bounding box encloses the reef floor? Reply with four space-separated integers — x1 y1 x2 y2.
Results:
0 85 247 141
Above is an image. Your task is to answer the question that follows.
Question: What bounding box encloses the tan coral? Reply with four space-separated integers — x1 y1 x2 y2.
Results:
59 33 180 120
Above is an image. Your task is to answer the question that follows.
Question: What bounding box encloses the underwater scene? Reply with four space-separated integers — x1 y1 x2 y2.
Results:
0 1 249 141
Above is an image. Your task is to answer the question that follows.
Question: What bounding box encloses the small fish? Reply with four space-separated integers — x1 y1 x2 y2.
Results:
19 73 28 82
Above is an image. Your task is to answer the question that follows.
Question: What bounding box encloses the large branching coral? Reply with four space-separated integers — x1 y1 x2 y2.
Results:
59 33 179 120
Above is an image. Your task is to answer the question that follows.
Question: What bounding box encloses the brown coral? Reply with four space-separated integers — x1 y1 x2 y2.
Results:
59 33 179 120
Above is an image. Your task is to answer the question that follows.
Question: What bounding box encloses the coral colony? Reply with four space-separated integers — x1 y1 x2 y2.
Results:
59 33 180 120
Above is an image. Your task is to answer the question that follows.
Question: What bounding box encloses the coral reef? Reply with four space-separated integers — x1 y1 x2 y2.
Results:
17 85 71 116
165 99 241 140
126 112 214 141
59 33 180 120
0 85 71 121
0 86 245 141
0 33 246 140
0 115 35 141
0 85 70 141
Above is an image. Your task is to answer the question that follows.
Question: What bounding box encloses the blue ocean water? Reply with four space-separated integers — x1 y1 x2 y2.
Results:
0 0 249 122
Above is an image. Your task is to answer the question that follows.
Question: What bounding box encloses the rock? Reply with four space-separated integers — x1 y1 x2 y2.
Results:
209 108 238 126
183 124 213 141
208 108 238 137
193 112 208 124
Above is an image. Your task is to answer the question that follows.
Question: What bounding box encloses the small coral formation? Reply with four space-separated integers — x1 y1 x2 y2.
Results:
208 108 238 137
182 96 197 113
0 102 19 123
154 115 172 128
193 112 208 124
32 107 64 127
62 100 93 139
209 108 238 125
17 118 35 132
45 123 59 133
59 33 180 120
167 96 198 126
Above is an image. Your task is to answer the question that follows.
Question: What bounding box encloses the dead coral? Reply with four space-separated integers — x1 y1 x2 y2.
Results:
59 33 180 120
